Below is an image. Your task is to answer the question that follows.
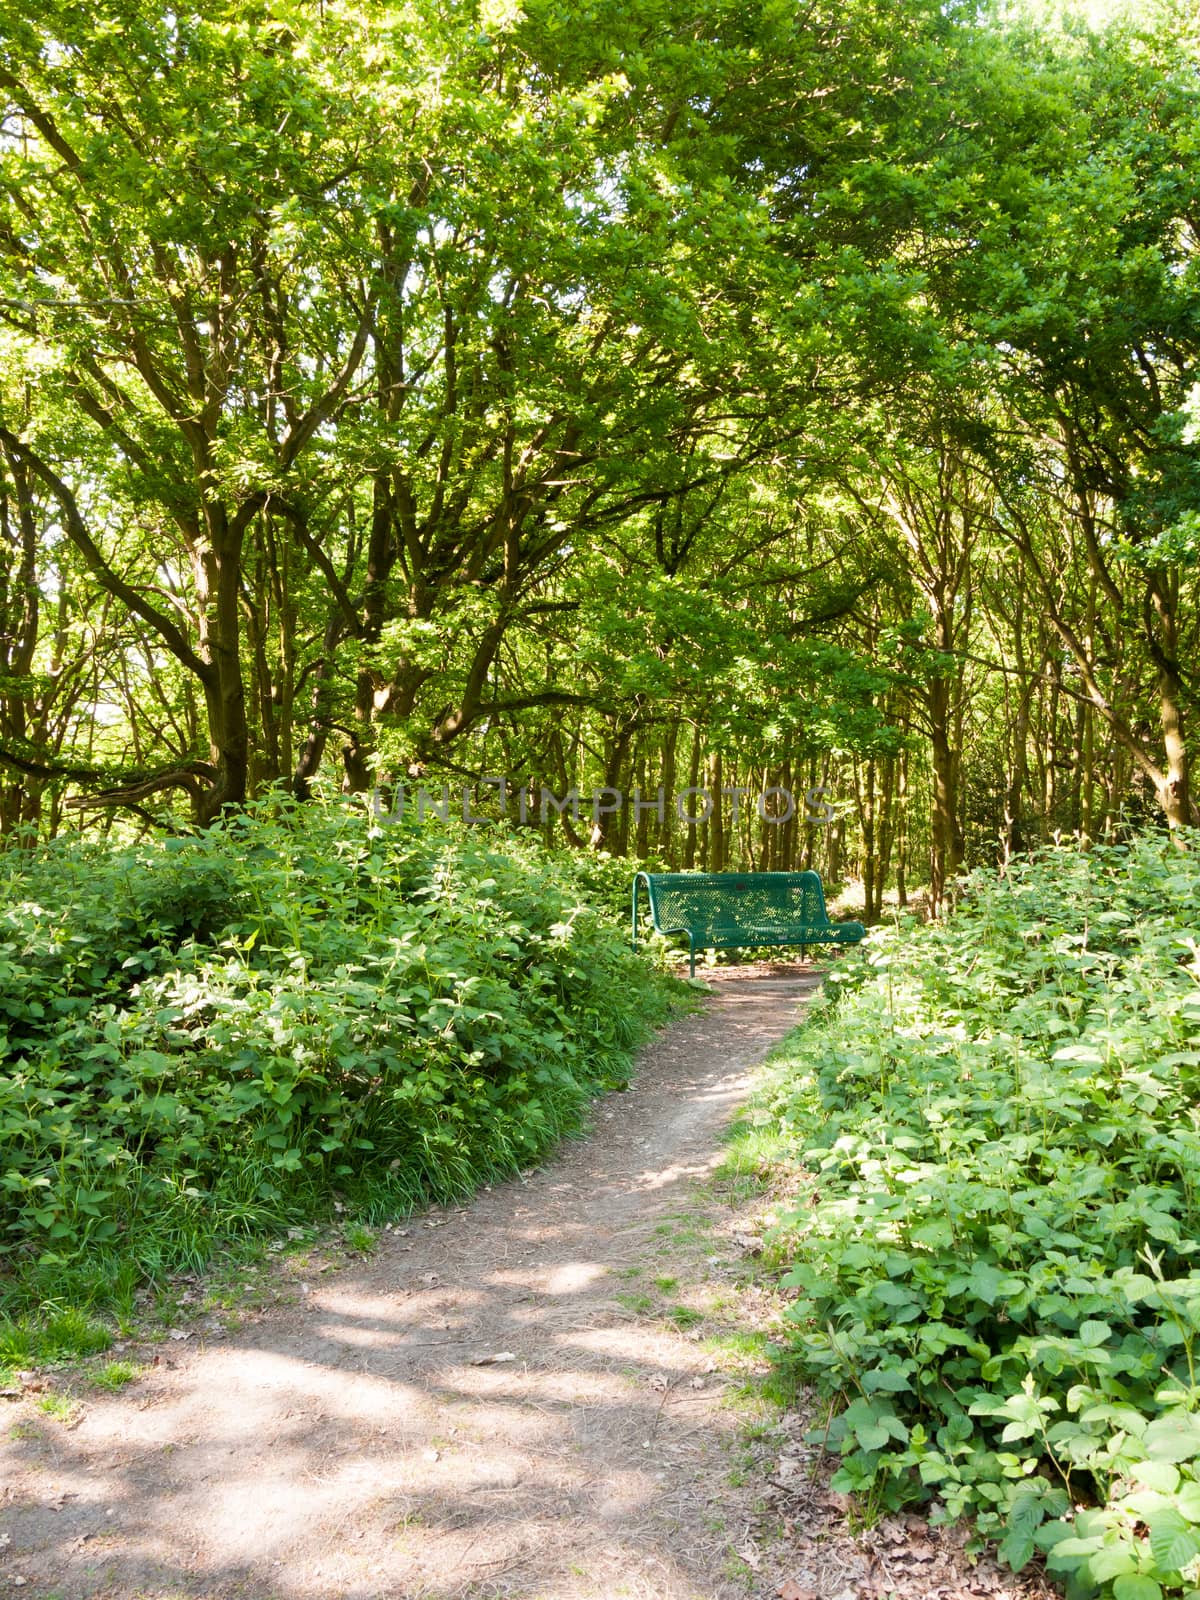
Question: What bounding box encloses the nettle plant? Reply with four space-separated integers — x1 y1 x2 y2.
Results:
0 799 679 1316
757 832 1200 1600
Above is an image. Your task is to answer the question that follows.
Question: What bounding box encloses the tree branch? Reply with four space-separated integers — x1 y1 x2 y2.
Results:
0 426 213 683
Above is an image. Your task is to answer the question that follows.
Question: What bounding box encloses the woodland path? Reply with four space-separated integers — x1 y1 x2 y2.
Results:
2 967 821 1600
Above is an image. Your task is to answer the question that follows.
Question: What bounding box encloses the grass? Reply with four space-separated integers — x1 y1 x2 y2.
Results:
714 1119 791 1198
36 1391 80 1422
0 1210 349 1376
91 1359 142 1390
616 1290 655 1315
0 1308 113 1368
703 1328 771 1363
342 1222 379 1255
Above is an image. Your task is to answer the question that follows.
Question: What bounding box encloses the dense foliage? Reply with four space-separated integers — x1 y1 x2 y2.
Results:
0 0 1197 1568
0 802 677 1317
750 834 1200 1598
0 0 1196 907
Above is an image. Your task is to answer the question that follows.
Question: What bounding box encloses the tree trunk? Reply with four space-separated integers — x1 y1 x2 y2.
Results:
1146 569 1195 833
710 751 725 872
928 673 964 915
682 731 702 869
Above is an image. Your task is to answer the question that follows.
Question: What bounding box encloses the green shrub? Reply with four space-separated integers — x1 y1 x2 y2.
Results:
548 846 668 928
754 831 1200 1599
0 800 679 1320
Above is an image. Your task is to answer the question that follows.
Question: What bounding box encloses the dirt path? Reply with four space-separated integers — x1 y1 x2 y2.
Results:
2 968 820 1600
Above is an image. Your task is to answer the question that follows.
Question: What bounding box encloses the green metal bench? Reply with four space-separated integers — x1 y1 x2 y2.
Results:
631 870 866 977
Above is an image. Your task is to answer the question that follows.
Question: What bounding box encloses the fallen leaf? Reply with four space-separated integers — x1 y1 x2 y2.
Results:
777 1583 818 1600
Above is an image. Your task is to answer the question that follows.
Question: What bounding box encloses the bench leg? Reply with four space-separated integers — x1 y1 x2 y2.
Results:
689 935 696 979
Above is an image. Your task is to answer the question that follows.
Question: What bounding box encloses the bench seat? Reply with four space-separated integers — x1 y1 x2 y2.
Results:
631 869 866 977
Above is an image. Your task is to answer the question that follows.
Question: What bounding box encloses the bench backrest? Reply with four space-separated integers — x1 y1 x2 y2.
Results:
639 870 830 933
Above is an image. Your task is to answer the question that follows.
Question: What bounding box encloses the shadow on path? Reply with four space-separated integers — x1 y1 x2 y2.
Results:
1 967 822 1600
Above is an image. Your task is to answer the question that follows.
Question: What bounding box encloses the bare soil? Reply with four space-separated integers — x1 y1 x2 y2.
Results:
1 966 1054 1600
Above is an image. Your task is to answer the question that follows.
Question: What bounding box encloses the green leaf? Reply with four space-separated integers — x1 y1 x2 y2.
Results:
1112 1578 1163 1600
1144 1416 1200 1463
998 1528 1036 1571
1079 1320 1112 1348
1088 1546 1138 1582
1131 1461 1182 1494
1147 1508 1200 1575
862 1365 914 1394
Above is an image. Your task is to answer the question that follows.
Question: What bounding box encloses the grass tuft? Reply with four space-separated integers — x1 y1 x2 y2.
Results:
90 1360 142 1391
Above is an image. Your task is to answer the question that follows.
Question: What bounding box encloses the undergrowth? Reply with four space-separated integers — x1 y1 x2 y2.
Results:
744 830 1200 1600
0 798 680 1338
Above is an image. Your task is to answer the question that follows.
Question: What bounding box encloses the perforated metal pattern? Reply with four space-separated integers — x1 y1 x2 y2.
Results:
631 869 866 974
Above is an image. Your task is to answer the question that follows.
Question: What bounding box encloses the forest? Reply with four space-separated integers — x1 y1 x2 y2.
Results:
0 0 1195 913
1 2 1199 1596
